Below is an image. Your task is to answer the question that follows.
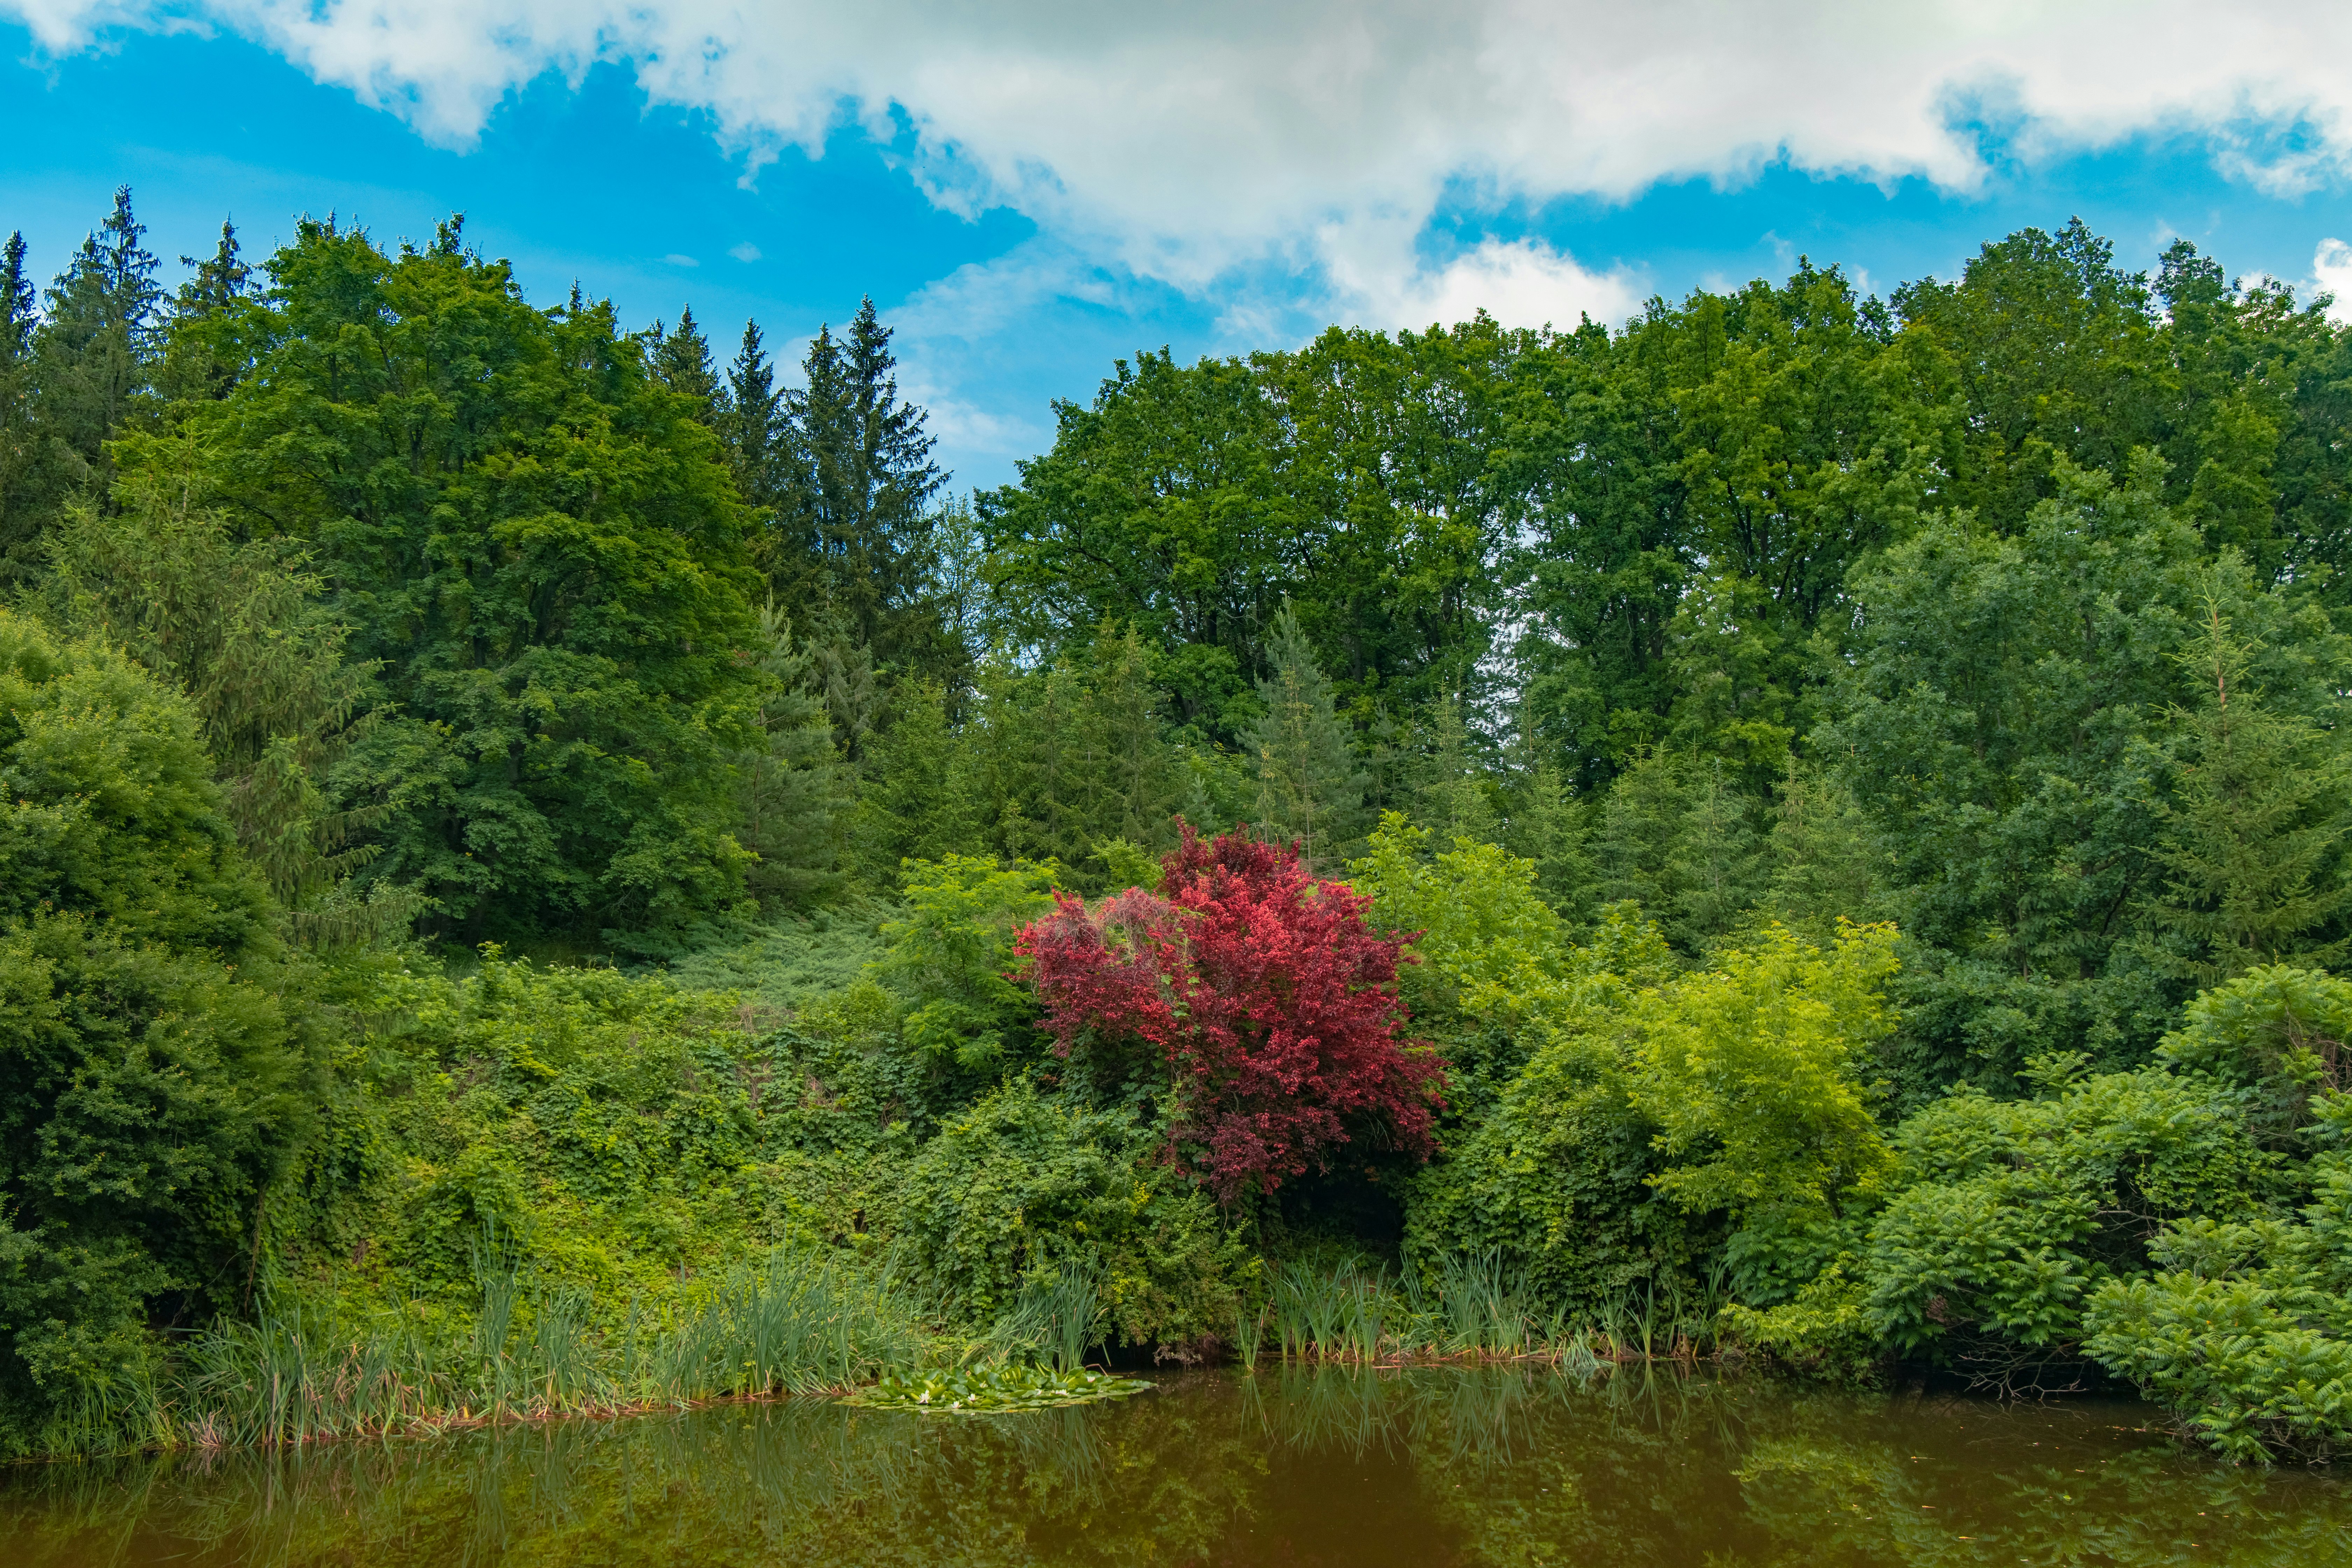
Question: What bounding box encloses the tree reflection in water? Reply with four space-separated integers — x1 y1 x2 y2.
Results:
5 1367 2348 1566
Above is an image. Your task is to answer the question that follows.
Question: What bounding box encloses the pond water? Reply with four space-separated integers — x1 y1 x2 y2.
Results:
6 1366 2348 1565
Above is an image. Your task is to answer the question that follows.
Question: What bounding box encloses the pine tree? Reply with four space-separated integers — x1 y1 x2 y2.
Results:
853 676 985 878
1246 604 1366 867
2144 601 2352 979
650 304 721 426
1766 757 1890 940
1504 753 1590 919
1084 620 1180 852
783 298 946 659
1665 756 1765 950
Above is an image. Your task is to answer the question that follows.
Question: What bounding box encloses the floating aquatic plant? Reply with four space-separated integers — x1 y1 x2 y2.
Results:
848 1364 1150 1414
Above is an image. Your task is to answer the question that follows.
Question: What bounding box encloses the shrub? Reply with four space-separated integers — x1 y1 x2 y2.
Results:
1019 826 1442 1201
1859 1064 2269 1390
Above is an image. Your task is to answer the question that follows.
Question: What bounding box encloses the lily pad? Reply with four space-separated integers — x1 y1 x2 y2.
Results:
847 1364 1152 1413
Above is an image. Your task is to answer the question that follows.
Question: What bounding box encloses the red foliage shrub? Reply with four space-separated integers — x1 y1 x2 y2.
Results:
1017 825 1443 1200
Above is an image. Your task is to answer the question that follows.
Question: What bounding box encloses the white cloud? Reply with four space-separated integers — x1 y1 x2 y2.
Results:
13 2 2352 326
727 241 761 262
2314 238 2352 324
663 252 697 267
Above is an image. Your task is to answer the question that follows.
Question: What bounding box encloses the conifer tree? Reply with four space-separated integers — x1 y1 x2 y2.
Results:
735 601 847 907
158 219 254 403
721 319 786 518
854 676 985 876
2144 600 2352 979
650 304 721 426
36 185 162 481
1418 696 1499 847
1504 752 1589 918
1246 604 1365 867
42 432 394 939
784 298 946 660
1084 620 1180 851
0 230 36 579
1766 757 1890 940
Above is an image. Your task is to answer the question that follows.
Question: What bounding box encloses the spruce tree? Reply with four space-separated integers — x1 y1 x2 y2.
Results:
783 298 946 660
36 185 163 481
0 231 37 580
1246 604 1365 867
1418 696 1499 846
1084 620 1179 851
2144 601 2352 978
721 318 786 518
651 304 721 426
735 601 846 907
159 219 255 404
1766 757 1890 940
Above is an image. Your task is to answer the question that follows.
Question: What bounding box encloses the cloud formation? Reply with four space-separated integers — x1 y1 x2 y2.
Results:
2315 239 2352 325
12 2 2352 329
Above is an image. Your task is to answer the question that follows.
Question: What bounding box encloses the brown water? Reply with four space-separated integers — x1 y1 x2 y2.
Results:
5 1366 2347 1565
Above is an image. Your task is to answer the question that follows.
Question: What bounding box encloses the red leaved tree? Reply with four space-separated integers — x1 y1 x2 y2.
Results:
1017 825 1443 1200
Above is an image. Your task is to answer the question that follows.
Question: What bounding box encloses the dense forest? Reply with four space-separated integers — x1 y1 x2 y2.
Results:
6 189 2352 1461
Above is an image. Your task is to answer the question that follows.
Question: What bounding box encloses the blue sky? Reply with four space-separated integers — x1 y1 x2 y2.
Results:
6 6 2351 491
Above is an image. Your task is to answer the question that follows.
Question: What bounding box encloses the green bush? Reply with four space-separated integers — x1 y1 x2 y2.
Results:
898 1078 1249 1352
0 610 311 1453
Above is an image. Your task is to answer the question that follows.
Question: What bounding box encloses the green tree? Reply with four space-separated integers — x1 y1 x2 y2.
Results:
0 608 309 1452
2143 598 2352 980
0 230 36 582
176 216 769 939
41 433 384 929
779 299 948 670
720 317 787 523
981 348 1294 742
648 304 721 426
735 602 847 908
32 186 162 502
1245 603 1365 867
1814 456 2242 1086
156 219 255 405
1894 218 2165 530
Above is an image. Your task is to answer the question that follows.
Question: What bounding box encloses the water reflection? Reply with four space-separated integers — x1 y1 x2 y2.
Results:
6 1366 2347 1565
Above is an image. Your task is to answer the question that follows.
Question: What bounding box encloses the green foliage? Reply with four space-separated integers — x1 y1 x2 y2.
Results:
180 217 770 940
1629 922 1900 1222
897 1079 1249 1351
0 609 308 1453
2084 1089 2352 1461
2142 598 2352 980
1863 1065 2269 1377
42 432 389 931
1246 603 1368 868
872 855 1056 1074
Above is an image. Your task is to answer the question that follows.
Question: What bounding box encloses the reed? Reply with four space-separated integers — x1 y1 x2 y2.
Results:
985 1258 1104 1374
102 1239 927 1455
1256 1253 1722 1369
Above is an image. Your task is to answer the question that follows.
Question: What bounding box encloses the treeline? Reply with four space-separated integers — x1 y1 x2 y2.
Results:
7 186 2352 1458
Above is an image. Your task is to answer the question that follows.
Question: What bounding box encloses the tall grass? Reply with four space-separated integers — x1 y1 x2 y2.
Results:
1253 1251 1727 1368
985 1259 1102 1374
120 1240 926 1454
